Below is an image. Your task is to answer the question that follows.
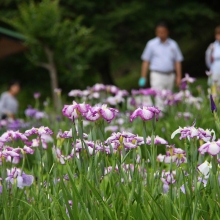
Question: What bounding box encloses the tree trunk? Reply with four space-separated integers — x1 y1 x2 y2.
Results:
48 62 59 109
97 54 115 85
38 46 59 108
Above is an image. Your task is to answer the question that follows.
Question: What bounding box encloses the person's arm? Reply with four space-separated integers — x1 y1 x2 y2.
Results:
205 44 212 69
141 61 150 78
139 42 152 87
174 42 183 87
175 61 182 87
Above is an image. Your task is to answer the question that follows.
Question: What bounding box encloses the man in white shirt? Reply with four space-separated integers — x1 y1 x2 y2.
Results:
139 22 183 110
205 26 220 86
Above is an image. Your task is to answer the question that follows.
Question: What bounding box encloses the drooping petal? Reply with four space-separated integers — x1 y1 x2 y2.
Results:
180 184 186 194
123 141 137 149
130 108 142 122
198 143 209 155
207 142 220 156
85 110 100 121
23 146 34 154
12 157 20 164
139 108 154 121
157 154 165 162
22 174 34 187
60 157 65 164
171 127 182 139
100 108 114 122
154 136 168 145
198 161 211 176
77 103 90 113
163 183 169 194
17 176 24 189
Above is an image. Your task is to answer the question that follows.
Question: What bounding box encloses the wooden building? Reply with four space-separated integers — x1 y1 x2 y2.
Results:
0 27 26 59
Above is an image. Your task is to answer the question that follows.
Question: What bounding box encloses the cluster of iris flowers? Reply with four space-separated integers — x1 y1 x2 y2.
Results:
0 73 219 211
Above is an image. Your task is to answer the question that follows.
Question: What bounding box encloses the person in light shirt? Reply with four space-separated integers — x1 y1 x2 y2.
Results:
139 22 183 110
205 26 220 86
0 80 20 119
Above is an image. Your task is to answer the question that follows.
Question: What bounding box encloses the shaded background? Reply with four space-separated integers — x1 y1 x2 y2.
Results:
0 0 220 110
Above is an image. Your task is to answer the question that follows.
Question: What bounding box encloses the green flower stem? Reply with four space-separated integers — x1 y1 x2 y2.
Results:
20 152 26 174
142 121 150 160
211 156 218 175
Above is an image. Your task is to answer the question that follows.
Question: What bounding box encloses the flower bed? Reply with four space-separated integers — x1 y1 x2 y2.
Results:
0 74 219 219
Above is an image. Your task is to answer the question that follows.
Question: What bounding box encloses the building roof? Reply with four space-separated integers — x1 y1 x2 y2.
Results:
0 27 25 41
0 27 26 59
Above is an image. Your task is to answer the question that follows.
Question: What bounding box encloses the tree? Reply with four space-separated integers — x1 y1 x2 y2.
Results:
3 0 91 107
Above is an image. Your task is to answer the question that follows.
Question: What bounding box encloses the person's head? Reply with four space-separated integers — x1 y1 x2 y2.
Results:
215 26 220 42
8 80 20 96
155 22 169 42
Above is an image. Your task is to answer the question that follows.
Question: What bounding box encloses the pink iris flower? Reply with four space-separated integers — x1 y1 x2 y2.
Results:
62 101 91 120
181 73 196 83
130 106 160 122
198 140 220 156
6 167 34 189
85 105 118 123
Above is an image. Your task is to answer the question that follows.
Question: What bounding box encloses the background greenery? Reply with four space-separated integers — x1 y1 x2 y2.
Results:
0 0 219 109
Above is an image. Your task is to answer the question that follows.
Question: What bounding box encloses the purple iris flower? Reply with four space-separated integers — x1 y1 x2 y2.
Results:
35 111 48 119
171 125 214 142
105 132 136 144
161 170 176 193
132 88 157 96
23 146 35 154
106 95 125 106
181 73 196 83
106 85 119 94
62 101 91 120
180 81 187 90
130 106 160 122
130 97 136 107
116 90 129 97
25 106 38 117
198 140 220 156
57 129 88 141
99 105 119 123
7 120 21 131
1 147 21 164
27 138 40 147
53 148 69 164
33 92 41 99
210 95 217 113
68 89 83 97
85 108 101 121
177 112 192 120
104 166 119 175
6 168 34 189
25 126 53 137
85 105 118 123
54 88 62 95
91 83 106 92
1 130 28 143
105 125 119 132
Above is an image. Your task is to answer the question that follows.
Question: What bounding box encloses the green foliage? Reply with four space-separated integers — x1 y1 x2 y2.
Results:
0 80 220 219
1 0 91 86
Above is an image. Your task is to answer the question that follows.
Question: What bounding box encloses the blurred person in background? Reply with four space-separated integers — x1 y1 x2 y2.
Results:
138 22 183 110
0 80 20 119
205 25 220 86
